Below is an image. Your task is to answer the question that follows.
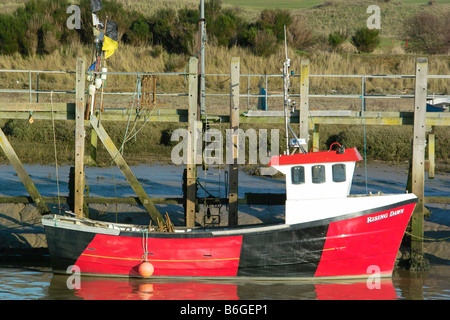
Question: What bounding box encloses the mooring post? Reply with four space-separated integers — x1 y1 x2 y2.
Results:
410 57 428 268
185 57 199 228
312 124 320 151
228 57 240 227
427 126 435 179
300 59 310 149
74 57 86 218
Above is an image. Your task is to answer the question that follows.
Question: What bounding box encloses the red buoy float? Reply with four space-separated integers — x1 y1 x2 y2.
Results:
138 261 154 277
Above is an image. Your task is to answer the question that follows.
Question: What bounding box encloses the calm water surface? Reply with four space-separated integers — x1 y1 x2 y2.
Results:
0 264 449 300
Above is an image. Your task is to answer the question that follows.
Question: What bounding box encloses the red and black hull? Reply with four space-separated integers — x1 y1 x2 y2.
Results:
43 199 416 279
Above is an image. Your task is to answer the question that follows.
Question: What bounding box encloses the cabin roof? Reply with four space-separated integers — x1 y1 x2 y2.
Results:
269 147 363 166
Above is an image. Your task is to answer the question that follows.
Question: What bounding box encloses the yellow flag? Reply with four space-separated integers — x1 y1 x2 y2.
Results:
103 35 118 59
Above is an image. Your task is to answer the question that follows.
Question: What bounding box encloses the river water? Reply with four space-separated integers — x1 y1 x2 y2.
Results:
0 162 448 301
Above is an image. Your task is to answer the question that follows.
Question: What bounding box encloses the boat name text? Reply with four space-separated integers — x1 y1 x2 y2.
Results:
367 209 404 224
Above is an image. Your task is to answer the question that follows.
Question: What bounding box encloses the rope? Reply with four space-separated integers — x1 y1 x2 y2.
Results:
142 228 149 262
50 91 62 213
405 231 450 242
111 76 159 164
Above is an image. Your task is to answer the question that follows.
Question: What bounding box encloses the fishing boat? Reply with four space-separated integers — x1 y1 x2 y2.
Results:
42 23 416 280
42 145 416 279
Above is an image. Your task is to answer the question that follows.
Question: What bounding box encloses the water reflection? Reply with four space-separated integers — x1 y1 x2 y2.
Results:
47 274 399 300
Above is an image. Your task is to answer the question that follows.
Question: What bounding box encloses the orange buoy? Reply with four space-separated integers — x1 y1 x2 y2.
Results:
138 261 154 277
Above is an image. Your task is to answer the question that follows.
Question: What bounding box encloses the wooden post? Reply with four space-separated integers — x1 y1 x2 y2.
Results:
410 57 428 268
89 115 164 224
0 128 50 214
74 57 86 218
428 126 435 179
185 57 198 228
312 124 320 152
299 59 309 149
89 126 98 166
228 57 240 227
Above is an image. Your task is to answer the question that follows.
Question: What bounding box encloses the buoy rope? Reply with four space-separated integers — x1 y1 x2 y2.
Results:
142 229 149 262
405 231 450 242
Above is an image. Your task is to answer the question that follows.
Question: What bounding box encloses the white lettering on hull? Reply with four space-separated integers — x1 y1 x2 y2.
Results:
367 208 404 224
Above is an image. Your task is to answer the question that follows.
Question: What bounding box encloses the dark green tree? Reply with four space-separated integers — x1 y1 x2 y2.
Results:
351 27 380 53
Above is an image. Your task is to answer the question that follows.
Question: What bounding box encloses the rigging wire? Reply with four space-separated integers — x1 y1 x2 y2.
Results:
50 91 61 213
362 82 369 194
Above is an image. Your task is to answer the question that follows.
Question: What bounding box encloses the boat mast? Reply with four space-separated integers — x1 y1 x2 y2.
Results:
199 0 206 116
283 26 290 155
283 26 306 155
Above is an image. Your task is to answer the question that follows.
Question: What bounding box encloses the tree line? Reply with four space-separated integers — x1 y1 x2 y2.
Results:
0 0 448 57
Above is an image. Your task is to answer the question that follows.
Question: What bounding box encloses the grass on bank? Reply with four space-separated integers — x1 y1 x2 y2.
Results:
0 43 448 112
0 119 449 173
0 0 448 169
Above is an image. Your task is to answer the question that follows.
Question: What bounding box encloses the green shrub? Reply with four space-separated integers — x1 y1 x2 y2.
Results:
351 27 380 53
328 31 345 48
237 25 258 48
211 14 237 47
0 15 24 54
253 29 278 57
257 9 292 43
125 18 152 46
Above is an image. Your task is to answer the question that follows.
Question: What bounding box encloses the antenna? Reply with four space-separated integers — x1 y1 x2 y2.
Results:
282 25 306 156
284 25 288 61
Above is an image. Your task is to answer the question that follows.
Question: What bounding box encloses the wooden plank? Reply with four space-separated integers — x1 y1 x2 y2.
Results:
312 124 320 152
0 107 448 126
1 195 449 206
0 103 71 112
74 57 86 218
0 128 50 214
89 115 164 224
185 57 199 228
89 124 98 166
410 57 428 266
228 57 240 227
424 196 450 204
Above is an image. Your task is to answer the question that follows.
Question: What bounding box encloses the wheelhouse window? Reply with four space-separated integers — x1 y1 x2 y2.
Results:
312 165 325 184
291 166 305 185
332 164 346 182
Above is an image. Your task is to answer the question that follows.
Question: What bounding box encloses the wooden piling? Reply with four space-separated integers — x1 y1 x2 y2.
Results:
427 126 435 179
312 124 320 152
299 59 310 149
74 57 86 218
228 57 240 227
185 57 199 228
410 57 428 268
